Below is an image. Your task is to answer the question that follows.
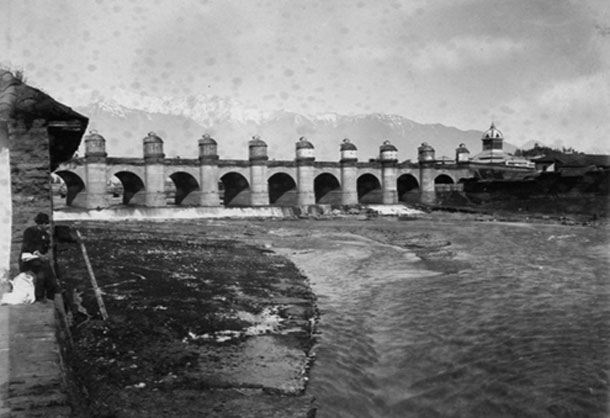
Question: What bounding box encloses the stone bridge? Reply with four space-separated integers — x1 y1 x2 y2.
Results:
53 131 524 209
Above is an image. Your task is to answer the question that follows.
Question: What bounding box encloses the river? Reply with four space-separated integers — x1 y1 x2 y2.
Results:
263 218 610 418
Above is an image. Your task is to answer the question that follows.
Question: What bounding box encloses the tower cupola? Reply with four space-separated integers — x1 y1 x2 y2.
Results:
379 140 398 162
296 136 315 161
340 138 357 162
248 135 268 161
455 143 470 163
84 130 107 158
143 131 165 161
418 142 435 163
198 133 218 161
481 122 504 151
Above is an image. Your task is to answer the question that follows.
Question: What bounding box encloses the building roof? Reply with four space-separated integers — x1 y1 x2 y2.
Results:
471 149 510 162
199 133 217 145
0 70 88 170
532 153 610 168
380 140 397 152
340 138 357 151
482 122 503 140
296 136 314 149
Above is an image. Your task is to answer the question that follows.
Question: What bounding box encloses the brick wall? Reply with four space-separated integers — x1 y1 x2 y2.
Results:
9 118 53 276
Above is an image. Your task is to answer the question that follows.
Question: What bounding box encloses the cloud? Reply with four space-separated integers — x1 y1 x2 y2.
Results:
536 72 610 116
410 36 525 72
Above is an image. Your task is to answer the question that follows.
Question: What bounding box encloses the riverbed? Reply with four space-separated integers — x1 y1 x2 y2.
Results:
58 214 610 417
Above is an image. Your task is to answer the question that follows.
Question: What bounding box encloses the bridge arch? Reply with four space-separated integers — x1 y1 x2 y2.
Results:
168 171 200 205
435 174 454 184
397 173 419 203
54 170 85 206
220 172 250 207
314 173 341 204
114 171 146 205
357 173 382 203
268 172 297 206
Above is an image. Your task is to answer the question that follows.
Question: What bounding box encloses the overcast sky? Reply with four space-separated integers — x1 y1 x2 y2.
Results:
2 0 609 152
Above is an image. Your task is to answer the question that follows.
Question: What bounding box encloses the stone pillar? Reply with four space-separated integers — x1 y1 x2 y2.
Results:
379 140 398 204
455 143 470 164
198 134 220 206
249 135 269 206
82 130 108 209
418 142 436 205
0 120 10 280
143 132 166 207
340 138 358 205
296 136 315 206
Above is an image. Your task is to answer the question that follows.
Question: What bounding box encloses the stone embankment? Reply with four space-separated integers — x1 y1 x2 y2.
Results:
0 298 72 418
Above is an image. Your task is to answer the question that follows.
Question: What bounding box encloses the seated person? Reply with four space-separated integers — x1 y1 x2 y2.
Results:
19 212 60 301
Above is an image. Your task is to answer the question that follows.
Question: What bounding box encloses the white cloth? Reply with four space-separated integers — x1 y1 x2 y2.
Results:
21 252 39 262
1 272 36 305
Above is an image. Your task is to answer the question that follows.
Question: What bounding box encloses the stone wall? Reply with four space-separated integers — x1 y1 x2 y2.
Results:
9 119 53 276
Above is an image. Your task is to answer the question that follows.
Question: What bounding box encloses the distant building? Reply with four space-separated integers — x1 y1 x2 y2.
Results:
471 123 533 167
532 153 610 174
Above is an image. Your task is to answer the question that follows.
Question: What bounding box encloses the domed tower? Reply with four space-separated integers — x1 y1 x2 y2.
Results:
296 136 315 205
248 135 269 206
198 134 220 206
482 122 504 152
472 122 509 163
340 138 358 205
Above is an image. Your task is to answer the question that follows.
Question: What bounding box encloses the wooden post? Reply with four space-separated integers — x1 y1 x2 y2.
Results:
75 230 108 321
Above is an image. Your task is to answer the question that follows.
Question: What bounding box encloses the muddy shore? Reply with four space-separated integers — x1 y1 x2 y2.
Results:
54 210 608 417
56 222 319 418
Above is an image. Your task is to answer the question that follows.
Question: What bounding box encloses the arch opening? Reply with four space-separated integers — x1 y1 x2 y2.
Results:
169 172 200 205
314 173 341 204
220 172 250 207
268 173 297 206
435 174 454 184
357 174 382 203
53 171 85 207
114 171 145 205
397 174 419 203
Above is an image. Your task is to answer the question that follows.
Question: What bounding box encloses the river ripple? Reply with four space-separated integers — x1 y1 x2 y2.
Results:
278 220 610 418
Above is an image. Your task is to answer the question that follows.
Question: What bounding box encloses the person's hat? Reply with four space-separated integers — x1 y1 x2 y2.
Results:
34 213 50 224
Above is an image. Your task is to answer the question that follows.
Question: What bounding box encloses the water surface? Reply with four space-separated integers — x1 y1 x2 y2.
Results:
280 220 610 418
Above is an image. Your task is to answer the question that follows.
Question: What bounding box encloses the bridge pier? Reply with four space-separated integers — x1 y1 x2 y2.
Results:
198 134 220 206
380 141 398 204
73 131 108 209
340 139 358 206
418 142 436 206
143 132 167 207
296 137 316 205
249 136 269 206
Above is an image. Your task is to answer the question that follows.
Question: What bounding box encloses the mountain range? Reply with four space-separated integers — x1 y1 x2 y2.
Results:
75 95 519 162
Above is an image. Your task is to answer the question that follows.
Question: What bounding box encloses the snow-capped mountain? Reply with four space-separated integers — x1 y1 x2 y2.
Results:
75 95 512 161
